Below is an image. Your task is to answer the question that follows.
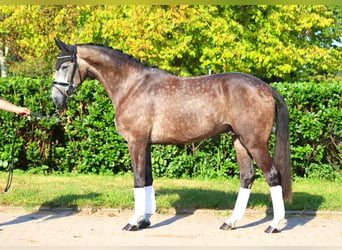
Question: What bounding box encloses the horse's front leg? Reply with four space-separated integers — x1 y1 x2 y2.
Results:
122 141 156 231
139 146 156 228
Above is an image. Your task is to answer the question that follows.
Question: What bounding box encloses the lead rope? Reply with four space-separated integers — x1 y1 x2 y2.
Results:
2 111 61 193
3 126 17 193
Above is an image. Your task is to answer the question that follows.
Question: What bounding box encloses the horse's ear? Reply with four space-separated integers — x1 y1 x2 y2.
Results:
55 39 75 54
55 39 65 49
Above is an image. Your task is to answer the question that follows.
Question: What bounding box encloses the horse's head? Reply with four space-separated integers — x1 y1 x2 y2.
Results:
52 39 84 112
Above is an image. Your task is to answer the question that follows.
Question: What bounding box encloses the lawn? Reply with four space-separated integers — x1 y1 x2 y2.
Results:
0 171 340 212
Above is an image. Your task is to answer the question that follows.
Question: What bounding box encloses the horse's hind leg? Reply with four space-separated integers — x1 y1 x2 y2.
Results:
244 143 285 233
220 137 255 230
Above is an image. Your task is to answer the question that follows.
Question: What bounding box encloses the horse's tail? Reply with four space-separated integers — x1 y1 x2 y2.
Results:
271 87 292 202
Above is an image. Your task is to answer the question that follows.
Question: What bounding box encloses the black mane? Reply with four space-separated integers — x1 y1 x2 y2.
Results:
79 43 159 70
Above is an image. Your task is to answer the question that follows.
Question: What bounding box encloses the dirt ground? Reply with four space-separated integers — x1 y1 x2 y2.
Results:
0 206 341 248
0 205 342 249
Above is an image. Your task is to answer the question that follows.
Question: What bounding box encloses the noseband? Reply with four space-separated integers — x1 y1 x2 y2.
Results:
52 54 79 98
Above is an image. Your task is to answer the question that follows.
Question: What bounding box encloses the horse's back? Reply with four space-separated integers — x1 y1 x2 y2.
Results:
147 72 275 144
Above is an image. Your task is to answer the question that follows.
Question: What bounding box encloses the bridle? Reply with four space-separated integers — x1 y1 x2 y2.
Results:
52 53 80 101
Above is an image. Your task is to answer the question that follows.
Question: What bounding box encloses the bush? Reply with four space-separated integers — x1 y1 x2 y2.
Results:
0 77 340 180
273 82 341 180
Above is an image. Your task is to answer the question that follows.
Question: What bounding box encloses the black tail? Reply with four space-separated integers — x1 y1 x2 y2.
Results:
271 87 292 202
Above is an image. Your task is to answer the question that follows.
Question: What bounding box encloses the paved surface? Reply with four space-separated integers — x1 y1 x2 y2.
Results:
0 207 341 247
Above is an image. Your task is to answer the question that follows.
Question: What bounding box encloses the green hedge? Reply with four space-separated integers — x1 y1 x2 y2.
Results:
0 77 341 180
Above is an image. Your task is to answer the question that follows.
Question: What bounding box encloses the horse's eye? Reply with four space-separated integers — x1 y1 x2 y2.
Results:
61 65 69 71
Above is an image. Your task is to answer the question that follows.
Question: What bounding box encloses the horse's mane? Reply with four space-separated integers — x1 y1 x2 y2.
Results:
79 43 159 70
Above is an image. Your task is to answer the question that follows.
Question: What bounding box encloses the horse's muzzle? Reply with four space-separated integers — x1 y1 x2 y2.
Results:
52 85 68 112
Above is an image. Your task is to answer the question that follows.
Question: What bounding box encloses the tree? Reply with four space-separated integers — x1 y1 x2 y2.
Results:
0 5 341 82
0 6 83 76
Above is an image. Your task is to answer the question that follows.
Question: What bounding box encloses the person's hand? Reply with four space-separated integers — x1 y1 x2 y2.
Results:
16 107 31 117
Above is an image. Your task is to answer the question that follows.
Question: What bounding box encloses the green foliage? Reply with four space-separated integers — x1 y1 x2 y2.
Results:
0 77 341 181
0 5 341 81
0 77 57 173
273 81 342 180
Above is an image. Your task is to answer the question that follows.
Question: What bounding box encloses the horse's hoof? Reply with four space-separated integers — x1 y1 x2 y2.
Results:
219 222 234 230
138 219 151 229
264 225 280 234
122 223 138 231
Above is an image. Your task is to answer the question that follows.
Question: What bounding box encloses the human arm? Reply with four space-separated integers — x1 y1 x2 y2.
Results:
0 98 31 117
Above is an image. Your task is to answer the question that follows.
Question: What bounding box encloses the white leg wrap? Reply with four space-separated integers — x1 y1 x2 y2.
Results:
144 185 156 215
225 187 251 224
269 185 285 228
128 187 145 225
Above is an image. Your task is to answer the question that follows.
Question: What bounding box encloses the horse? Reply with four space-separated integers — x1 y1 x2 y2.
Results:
52 40 292 233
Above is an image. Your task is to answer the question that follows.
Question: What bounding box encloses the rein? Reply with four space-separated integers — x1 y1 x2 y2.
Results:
3 49 78 193
3 127 17 193
2 111 60 193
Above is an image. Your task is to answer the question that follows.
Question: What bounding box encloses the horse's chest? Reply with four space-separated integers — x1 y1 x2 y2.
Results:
115 103 153 141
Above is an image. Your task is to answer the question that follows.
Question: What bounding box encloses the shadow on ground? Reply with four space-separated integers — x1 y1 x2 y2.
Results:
0 192 101 227
150 188 325 231
0 188 324 232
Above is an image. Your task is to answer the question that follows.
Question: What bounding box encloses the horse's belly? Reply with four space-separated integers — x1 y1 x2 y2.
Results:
151 118 227 144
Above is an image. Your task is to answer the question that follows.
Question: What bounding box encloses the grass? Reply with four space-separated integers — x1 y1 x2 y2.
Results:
0 171 341 213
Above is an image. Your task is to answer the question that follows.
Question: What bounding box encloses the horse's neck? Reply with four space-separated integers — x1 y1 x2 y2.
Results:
79 47 143 107
101 66 144 107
